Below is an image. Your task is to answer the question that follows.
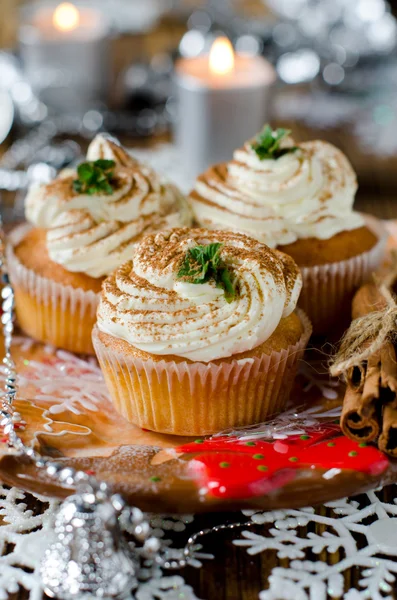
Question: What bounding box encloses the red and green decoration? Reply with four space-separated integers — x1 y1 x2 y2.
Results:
175 425 389 500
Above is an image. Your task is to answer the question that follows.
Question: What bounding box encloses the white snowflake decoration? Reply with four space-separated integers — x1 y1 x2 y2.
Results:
3 484 397 600
0 485 58 600
0 484 204 600
0 337 109 416
235 487 397 600
135 576 202 600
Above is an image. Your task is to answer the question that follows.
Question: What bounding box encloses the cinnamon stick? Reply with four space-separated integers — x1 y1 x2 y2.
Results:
333 276 397 455
340 384 380 442
344 284 387 390
379 403 397 457
380 342 397 397
351 282 388 321
341 350 380 441
341 343 397 443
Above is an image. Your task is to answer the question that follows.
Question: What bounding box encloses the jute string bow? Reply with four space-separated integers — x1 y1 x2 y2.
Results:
330 282 397 377
330 250 397 378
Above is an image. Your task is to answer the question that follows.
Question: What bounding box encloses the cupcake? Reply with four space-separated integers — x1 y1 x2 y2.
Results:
8 134 192 354
93 228 311 435
189 125 387 334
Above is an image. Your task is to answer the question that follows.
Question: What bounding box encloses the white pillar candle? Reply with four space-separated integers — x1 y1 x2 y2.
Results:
19 2 110 114
174 37 276 178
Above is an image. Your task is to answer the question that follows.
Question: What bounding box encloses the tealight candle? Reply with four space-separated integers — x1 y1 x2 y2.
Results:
174 37 276 178
19 2 110 114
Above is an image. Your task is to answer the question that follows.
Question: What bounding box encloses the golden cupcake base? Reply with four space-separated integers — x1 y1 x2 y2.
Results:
92 310 312 436
284 218 388 335
7 225 99 355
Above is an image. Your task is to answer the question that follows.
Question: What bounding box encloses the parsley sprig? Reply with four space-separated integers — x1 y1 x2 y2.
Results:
177 242 236 303
73 159 116 195
251 125 298 160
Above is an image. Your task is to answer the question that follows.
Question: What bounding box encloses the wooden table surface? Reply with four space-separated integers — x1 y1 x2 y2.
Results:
2 120 397 600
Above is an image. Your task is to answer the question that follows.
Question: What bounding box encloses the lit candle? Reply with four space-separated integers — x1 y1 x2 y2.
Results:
209 37 235 75
174 37 276 178
19 2 110 114
53 3 80 32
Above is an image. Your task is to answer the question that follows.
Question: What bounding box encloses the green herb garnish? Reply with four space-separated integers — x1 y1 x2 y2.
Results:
251 125 298 160
73 159 116 195
177 242 236 303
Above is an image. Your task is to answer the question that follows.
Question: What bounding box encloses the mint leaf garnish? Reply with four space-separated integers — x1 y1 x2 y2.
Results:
177 242 237 303
251 125 298 160
73 159 116 195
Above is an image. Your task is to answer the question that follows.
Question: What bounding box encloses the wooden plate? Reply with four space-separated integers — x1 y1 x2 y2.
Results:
0 336 395 513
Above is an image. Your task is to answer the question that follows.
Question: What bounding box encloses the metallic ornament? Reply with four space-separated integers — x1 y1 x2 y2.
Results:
41 492 136 599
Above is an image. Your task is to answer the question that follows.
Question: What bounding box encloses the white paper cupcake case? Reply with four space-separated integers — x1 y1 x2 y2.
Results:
92 310 312 436
7 224 98 354
298 216 388 335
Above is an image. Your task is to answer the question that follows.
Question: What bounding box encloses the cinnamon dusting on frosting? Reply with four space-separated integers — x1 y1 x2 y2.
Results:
97 228 302 362
189 135 363 247
25 135 192 278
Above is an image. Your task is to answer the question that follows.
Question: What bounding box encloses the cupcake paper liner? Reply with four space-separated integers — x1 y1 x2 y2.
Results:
7 224 98 355
92 310 312 436
298 216 388 336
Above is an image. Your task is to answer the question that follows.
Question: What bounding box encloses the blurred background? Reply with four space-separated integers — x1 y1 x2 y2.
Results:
1 0 397 221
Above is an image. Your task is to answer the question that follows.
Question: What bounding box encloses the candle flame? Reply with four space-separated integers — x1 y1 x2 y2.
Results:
53 2 80 32
209 37 235 76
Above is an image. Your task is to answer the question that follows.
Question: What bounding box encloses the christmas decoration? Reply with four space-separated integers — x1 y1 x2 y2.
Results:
235 486 397 600
176 426 389 500
0 485 203 600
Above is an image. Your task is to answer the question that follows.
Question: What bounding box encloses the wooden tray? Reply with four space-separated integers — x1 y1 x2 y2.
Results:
0 335 395 513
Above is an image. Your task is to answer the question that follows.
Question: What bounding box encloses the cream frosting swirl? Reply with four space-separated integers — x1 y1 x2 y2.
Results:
190 137 363 247
97 228 302 362
25 135 192 278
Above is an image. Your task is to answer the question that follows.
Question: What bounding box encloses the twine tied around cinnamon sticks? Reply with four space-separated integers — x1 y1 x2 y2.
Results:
330 254 397 456
330 283 397 377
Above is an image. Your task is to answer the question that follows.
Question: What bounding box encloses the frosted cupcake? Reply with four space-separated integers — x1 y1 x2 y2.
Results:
189 126 387 334
8 134 192 354
93 228 311 435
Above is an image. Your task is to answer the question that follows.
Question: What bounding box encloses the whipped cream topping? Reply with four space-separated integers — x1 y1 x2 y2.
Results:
25 135 192 278
190 137 363 247
97 228 302 362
